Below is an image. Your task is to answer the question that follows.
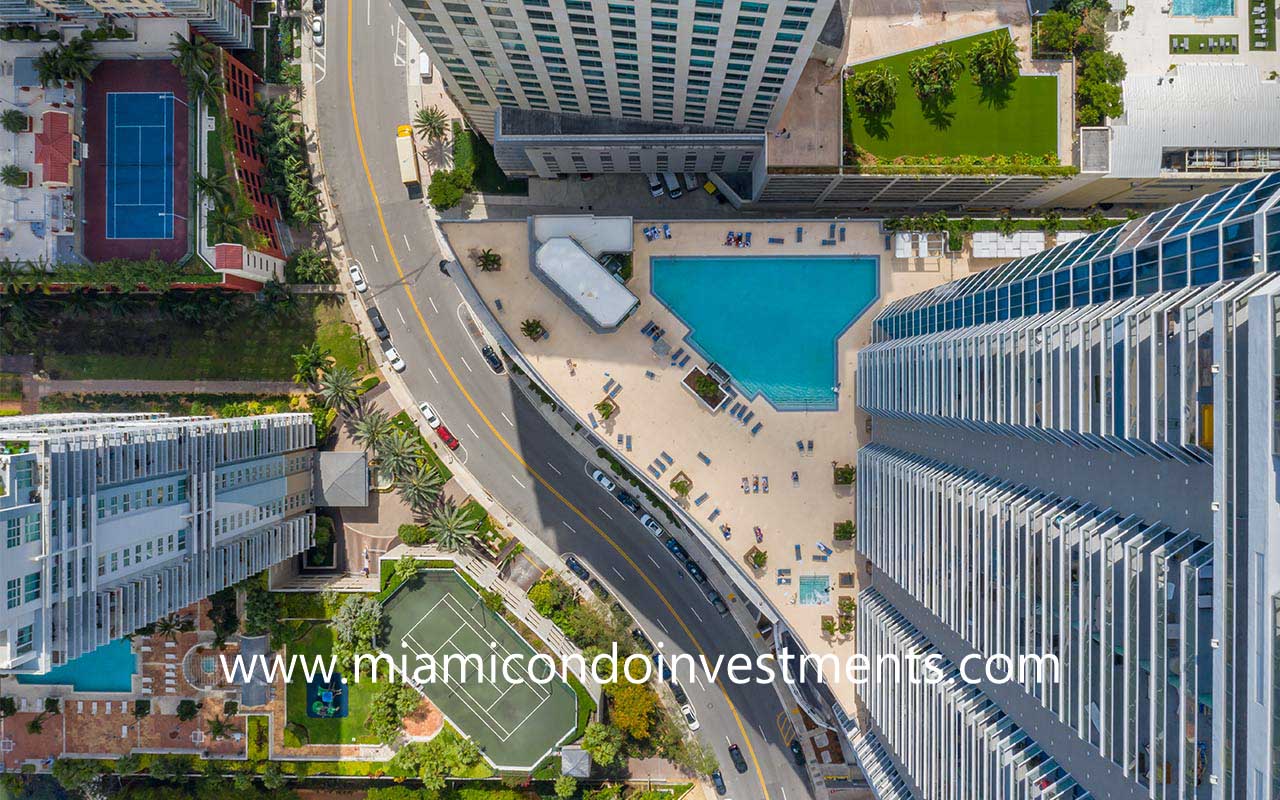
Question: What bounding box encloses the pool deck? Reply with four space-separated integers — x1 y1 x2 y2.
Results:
441 217 983 710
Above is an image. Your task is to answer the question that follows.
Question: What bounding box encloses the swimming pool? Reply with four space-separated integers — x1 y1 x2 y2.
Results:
1172 0 1232 16
798 575 831 606
650 255 878 410
16 638 137 693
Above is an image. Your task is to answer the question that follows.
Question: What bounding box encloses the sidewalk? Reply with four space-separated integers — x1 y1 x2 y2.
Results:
35 379 303 397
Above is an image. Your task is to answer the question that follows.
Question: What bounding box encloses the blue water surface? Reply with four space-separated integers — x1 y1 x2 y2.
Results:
650 255 878 410
1172 0 1232 16
16 638 137 692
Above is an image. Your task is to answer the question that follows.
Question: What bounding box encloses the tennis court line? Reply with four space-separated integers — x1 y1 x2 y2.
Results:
103 92 176 240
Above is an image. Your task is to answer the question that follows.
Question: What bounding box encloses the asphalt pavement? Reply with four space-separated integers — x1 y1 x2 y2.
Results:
309 1 816 798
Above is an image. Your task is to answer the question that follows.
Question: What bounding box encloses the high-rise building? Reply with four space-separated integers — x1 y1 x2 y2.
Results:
853 173 1280 799
394 0 843 177
0 0 252 48
0 412 316 676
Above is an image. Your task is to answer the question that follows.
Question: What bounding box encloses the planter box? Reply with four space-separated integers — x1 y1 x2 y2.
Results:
681 366 727 412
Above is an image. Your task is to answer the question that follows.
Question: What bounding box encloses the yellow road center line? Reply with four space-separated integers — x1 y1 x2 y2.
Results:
342 5 770 794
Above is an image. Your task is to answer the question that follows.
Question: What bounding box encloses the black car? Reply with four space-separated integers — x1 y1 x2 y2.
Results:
631 627 654 654
665 538 688 561
790 738 806 765
438 259 451 275
728 743 748 774
565 555 589 581
710 770 727 795
684 560 707 583
652 653 672 682
366 304 389 339
481 345 505 373
615 491 641 514
669 680 688 705
706 589 729 615
312 0 323 11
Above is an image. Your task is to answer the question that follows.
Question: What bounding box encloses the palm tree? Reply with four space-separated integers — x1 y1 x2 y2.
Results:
398 463 444 515
207 201 248 245
426 500 480 552
1 109 27 133
193 171 234 206
475 249 502 271
351 408 392 453
374 429 421 480
413 106 449 141
52 38 96 84
317 365 361 413
520 319 545 340
154 615 183 642
206 714 238 741
1 164 27 188
291 343 333 387
169 33 217 82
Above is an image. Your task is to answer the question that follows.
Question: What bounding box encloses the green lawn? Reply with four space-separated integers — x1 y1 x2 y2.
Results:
40 297 371 381
452 122 528 195
1170 34 1239 54
284 625 381 746
845 31 1059 160
1251 0 1276 51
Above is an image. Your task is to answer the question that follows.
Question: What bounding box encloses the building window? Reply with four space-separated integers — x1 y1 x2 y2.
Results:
15 624 33 655
6 579 19 609
23 572 40 603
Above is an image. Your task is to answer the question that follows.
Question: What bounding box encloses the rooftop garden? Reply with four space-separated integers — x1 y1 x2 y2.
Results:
843 30 1065 175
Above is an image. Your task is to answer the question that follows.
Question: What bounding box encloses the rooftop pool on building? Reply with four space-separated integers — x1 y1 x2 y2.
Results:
650 254 879 410
15 638 137 693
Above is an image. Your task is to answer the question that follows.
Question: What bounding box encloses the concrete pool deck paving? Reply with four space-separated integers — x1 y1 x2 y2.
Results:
440 217 984 711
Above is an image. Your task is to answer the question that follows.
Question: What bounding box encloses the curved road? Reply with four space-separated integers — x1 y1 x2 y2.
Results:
310 1 814 798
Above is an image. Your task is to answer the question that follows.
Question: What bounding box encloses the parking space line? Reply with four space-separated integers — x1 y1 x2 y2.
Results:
611 567 625 582
500 411 514 427
511 474 526 489
691 607 703 623
403 233 412 251
396 308 405 324
597 506 613 520
369 243 379 262
647 554 660 567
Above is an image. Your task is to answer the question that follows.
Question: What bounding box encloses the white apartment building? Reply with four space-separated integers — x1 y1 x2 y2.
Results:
0 412 316 676
0 0 252 48
854 173 1280 799
393 0 843 177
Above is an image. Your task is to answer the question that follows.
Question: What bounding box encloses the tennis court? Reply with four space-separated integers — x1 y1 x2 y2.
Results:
382 570 578 769
105 92 175 240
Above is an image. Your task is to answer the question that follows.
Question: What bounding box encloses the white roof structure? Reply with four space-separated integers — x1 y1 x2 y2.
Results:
971 231 1046 260
533 237 639 330
1108 64 1280 177
532 215 633 257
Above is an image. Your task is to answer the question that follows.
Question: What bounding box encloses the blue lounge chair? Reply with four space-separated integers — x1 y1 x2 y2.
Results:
744 232 751 247
648 466 661 478
796 440 804 451
796 227 803 242
641 321 654 335
807 440 813 452
603 378 615 392
742 411 754 426
839 226 846 242
729 402 741 416
670 347 685 364
663 224 671 239
625 435 632 451
737 405 747 420
694 492 708 506
751 422 762 436
589 413 598 429
697 451 711 465
609 383 621 398
768 237 784 244
678 354 690 368
794 544 802 561
645 370 656 379
709 508 720 522
617 434 623 445
821 239 836 246
829 223 836 238
661 451 673 465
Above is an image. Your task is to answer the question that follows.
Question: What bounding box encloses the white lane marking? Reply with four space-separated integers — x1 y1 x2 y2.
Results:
691 607 703 623
460 356 473 372
369 244 379 262
500 411 514 427
366 0 371 25
611 567 625 582
395 307 405 325
429 296 438 313
647 554 660 567
403 234 412 251
690 670 702 687
657 618 669 634
427 367 439 384
561 521 576 533
511 473 526 489
546 462 562 476
466 423 479 438
597 506 613 520
781 786 788 800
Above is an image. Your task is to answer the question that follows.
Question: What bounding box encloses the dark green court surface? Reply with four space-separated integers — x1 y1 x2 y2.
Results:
381 570 578 769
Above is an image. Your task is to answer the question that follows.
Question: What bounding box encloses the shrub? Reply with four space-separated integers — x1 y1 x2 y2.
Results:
398 523 431 545
428 168 468 210
750 549 767 568
669 476 692 498
285 248 336 283
1035 10 1081 54
834 520 856 541
833 464 856 485
966 31 1021 87
907 47 963 104
846 65 898 118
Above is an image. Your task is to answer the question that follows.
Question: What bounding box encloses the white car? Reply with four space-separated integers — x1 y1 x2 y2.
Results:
680 703 700 731
645 172 664 198
312 17 324 46
417 401 440 428
639 513 664 538
382 342 405 372
348 261 367 293
591 468 616 492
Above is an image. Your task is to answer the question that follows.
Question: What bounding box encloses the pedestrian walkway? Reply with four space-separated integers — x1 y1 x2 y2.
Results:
35 379 303 397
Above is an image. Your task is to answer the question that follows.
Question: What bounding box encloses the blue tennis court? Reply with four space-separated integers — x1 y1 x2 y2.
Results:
105 92 176 240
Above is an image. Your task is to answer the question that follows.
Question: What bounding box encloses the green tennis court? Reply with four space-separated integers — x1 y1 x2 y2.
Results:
381 570 578 769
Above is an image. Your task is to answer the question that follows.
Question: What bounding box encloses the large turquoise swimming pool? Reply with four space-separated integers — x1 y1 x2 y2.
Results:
650 255 878 410
1172 0 1232 15
16 639 137 693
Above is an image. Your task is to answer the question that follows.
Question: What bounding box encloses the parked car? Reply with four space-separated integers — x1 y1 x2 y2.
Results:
418 52 432 82
706 589 729 615
481 345 505 373
728 743 748 774
348 261 367 292
591 469 616 492
665 538 688 561
661 172 683 199
680 704 700 731
669 680 688 705
312 0 323 11
710 770 727 795
381 341 405 372
682 172 700 193
639 513 664 537
366 304 389 339
615 490 641 514
565 555 590 581
434 423 459 451
645 172 664 198
652 653 672 682
789 738 806 765
684 560 707 583
631 628 654 654
312 17 324 46
417 401 441 428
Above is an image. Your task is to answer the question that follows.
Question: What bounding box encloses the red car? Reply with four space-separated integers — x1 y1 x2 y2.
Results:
435 423 460 451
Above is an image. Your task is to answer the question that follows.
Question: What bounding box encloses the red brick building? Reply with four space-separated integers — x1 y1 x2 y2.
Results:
222 49 285 259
